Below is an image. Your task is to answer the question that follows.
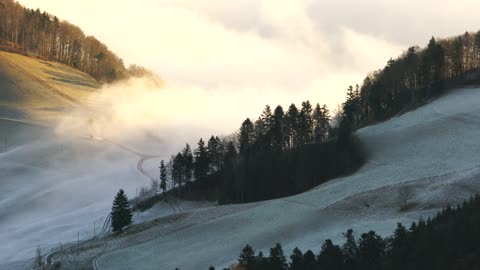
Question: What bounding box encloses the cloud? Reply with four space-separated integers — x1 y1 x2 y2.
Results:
20 0 410 155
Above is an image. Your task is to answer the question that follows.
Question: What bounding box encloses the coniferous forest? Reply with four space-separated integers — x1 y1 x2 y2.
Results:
136 30 480 209
136 101 364 209
206 195 480 270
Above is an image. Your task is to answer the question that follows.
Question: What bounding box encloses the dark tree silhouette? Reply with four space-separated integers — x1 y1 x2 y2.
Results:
110 189 132 232
159 160 167 193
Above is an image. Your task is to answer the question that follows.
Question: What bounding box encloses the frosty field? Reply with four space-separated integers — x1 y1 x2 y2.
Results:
1 48 480 269
94 87 480 269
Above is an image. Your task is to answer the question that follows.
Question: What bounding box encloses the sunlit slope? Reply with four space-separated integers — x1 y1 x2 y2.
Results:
0 51 99 122
96 87 480 270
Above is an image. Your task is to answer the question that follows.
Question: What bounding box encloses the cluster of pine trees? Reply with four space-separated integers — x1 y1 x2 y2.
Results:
217 195 480 270
156 101 363 204
344 31 480 128
0 0 127 82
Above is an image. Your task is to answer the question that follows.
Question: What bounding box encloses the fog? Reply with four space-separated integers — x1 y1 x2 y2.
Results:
4 0 480 265
18 0 407 116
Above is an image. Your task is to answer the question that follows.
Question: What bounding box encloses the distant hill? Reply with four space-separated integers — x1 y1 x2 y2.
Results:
0 0 128 83
0 50 99 122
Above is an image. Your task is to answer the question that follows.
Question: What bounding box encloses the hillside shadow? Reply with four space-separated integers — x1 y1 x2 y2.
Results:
42 69 98 90
39 61 99 90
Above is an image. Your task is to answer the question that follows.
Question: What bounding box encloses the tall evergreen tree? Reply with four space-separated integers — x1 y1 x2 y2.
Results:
317 239 344 270
172 152 183 192
313 103 323 144
194 138 209 181
298 101 313 145
268 243 288 270
342 229 359 268
272 105 285 151
159 160 167 193
182 144 193 185
303 250 316 270
207 136 223 173
285 103 300 149
238 245 256 268
110 189 133 232
289 247 305 270
239 118 255 154
357 231 386 270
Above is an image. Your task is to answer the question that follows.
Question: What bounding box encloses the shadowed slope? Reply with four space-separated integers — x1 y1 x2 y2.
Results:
0 51 99 123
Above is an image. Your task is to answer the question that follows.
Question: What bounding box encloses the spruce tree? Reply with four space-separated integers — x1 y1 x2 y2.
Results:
194 138 209 181
289 247 305 270
313 103 324 144
303 250 316 269
317 239 344 270
342 229 359 268
239 118 255 154
272 105 285 151
110 189 133 232
172 153 183 193
299 101 313 145
285 103 299 149
268 243 288 270
182 144 193 185
238 245 256 268
160 160 167 193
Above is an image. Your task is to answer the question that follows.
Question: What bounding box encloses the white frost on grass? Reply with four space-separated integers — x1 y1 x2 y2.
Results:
0 129 151 262
96 87 480 270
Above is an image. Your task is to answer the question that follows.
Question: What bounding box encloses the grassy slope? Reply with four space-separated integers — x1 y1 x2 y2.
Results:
0 51 100 122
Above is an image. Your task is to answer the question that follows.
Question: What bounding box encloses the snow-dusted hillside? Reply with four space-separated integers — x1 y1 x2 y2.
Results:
1 51 480 270
93 87 480 270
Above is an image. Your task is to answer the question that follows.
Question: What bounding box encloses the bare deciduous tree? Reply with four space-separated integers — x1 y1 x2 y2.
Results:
397 185 415 211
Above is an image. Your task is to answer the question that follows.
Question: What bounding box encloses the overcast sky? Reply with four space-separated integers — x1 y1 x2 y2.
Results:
16 0 480 136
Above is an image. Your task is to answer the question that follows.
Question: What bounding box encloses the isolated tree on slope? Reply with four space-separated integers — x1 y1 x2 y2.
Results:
110 189 133 232
160 160 167 193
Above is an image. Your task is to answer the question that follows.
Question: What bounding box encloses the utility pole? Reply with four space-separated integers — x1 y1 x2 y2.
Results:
77 232 79 255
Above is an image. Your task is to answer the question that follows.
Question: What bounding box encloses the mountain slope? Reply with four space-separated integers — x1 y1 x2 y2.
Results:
0 51 99 122
92 87 480 270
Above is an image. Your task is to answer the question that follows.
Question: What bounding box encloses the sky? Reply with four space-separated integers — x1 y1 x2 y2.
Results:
16 0 480 142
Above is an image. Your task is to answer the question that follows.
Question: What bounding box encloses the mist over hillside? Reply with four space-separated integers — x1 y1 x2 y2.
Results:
2 1 480 270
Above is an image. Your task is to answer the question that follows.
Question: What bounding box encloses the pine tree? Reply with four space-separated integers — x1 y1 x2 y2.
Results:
268 243 288 270
272 105 285 151
303 250 316 270
317 239 344 270
110 189 133 232
342 229 359 268
298 101 313 145
172 152 183 193
260 105 274 135
239 118 255 154
358 231 386 270
160 160 167 193
285 103 299 149
194 138 209 181
238 245 256 268
289 247 305 270
182 144 193 185
313 103 324 144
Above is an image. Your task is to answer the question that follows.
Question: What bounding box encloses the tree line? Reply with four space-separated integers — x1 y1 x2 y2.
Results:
199 195 480 270
153 101 364 205
0 0 128 82
343 31 480 129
